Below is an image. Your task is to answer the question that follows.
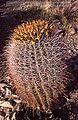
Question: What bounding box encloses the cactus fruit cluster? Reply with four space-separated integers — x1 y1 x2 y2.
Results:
12 20 49 44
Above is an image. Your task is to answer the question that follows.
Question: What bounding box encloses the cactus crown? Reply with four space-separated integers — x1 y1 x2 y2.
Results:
12 19 49 45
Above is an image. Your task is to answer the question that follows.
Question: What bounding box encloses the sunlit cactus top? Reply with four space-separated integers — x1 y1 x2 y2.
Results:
12 19 49 44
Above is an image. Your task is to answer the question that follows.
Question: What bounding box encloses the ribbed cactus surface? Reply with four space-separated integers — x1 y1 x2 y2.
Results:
5 19 71 111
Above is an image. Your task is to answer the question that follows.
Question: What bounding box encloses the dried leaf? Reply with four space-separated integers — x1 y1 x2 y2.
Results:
0 101 13 109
